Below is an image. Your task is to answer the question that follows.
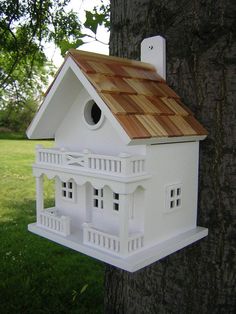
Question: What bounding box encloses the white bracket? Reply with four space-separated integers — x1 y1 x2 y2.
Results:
141 35 166 80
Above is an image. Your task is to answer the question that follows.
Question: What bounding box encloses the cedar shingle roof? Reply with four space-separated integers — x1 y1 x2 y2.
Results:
67 49 207 139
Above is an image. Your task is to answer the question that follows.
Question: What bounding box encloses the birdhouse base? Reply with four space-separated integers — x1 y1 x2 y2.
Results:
28 223 208 272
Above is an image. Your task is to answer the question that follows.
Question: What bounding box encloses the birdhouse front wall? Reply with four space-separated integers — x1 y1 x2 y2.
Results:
55 87 146 156
144 141 199 245
54 179 87 232
54 180 145 236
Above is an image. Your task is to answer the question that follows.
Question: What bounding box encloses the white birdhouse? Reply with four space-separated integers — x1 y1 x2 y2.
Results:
27 36 208 272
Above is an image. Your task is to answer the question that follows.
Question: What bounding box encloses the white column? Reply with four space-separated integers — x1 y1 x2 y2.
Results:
119 194 130 256
36 175 44 224
85 183 93 223
119 152 132 176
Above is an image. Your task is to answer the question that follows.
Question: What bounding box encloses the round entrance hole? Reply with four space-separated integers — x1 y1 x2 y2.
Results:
83 100 104 129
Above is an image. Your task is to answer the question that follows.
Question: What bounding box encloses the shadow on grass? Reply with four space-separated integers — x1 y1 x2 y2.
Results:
0 198 104 314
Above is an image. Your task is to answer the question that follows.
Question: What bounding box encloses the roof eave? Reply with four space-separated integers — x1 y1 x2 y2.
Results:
129 135 207 145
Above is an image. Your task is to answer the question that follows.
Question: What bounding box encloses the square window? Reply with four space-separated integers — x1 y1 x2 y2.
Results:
113 193 119 200
61 180 75 202
92 188 104 209
166 184 182 211
113 203 119 211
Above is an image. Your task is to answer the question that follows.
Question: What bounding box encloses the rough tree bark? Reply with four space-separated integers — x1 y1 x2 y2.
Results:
104 1 236 313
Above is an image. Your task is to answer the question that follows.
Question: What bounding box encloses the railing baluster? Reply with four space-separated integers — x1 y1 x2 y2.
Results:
111 160 115 172
118 161 121 173
100 159 103 170
95 158 98 170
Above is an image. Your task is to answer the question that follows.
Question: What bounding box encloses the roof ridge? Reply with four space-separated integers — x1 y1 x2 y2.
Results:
67 49 156 71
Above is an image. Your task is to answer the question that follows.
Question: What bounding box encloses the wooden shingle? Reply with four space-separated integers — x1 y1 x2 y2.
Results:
67 49 208 139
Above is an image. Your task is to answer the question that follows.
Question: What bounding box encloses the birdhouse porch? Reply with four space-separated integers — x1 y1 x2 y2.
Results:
32 145 148 256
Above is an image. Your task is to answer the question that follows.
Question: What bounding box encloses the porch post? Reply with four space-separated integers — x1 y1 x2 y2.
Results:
85 183 93 223
119 194 130 256
36 174 44 224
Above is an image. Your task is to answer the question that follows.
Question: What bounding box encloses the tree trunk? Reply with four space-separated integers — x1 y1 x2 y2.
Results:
104 1 236 313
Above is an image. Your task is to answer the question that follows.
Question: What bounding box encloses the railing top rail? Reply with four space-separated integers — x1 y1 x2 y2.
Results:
128 233 144 240
64 151 85 157
84 224 119 240
37 146 145 160
87 154 122 161
129 156 146 161
37 148 61 153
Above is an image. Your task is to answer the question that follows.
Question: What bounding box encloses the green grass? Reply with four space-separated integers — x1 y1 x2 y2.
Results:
0 135 104 314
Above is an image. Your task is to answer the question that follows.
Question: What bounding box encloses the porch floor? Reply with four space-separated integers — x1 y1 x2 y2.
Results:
28 223 208 272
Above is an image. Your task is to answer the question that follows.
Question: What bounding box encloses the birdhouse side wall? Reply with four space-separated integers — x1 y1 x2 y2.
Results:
144 141 199 246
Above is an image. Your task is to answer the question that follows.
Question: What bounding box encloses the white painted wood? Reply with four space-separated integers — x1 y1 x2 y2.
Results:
129 135 207 146
27 66 82 139
83 223 121 255
144 141 200 245
28 223 208 272
119 194 130 256
55 178 86 231
141 35 166 79
35 146 146 177
37 208 71 236
32 165 150 194
26 57 132 146
36 175 44 224
129 187 145 234
54 87 146 156
67 58 131 145
27 40 208 272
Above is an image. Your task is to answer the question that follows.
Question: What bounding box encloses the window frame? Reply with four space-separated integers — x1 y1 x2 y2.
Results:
113 192 120 212
61 179 76 202
92 188 104 210
165 183 182 212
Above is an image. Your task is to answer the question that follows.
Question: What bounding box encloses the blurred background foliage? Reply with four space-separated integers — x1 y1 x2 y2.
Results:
0 0 110 133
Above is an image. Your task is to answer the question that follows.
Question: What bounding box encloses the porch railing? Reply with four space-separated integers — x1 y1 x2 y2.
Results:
128 233 144 253
83 223 144 255
83 223 120 254
37 208 70 237
36 146 146 177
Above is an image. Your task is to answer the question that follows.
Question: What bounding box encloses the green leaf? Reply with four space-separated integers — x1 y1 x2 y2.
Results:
80 284 88 295
72 289 78 302
84 10 106 35
59 38 85 56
